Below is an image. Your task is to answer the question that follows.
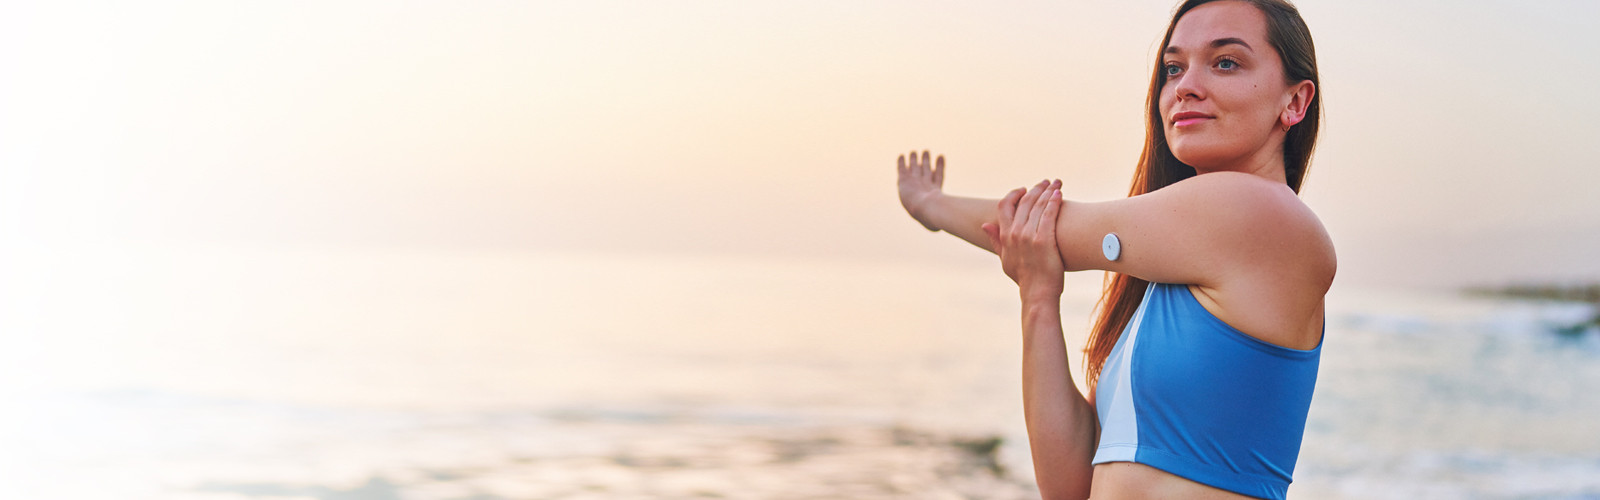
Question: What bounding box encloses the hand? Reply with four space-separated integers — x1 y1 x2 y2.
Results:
982 179 1066 299
897 149 944 231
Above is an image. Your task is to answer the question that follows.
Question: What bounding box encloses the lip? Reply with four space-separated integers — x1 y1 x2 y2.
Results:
1171 111 1214 128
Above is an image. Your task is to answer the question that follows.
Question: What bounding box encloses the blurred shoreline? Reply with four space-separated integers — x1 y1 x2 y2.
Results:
1464 282 1600 335
1466 282 1600 303
7 248 1600 499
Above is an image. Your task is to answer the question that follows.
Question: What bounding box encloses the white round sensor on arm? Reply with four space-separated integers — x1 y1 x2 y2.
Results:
1102 233 1122 261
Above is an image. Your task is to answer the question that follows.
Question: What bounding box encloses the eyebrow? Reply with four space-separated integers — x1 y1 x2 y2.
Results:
1164 37 1254 55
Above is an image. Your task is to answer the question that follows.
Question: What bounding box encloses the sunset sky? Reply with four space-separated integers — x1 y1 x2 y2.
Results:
4 0 1598 288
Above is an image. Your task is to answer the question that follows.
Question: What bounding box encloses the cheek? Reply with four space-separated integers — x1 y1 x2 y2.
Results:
1157 87 1175 121
1226 82 1283 126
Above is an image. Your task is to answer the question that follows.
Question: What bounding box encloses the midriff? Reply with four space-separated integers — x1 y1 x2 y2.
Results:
1089 462 1257 500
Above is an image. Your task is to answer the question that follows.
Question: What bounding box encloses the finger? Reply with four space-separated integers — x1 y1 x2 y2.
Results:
1041 188 1062 239
998 186 1024 227
933 155 945 186
1024 180 1062 230
1013 180 1047 234
981 222 1001 251
1017 180 1047 208
997 188 1024 228
997 189 1021 228
1026 185 1051 234
897 154 906 175
1041 189 1064 266
920 150 931 176
1013 181 1046 235
908 150 919 174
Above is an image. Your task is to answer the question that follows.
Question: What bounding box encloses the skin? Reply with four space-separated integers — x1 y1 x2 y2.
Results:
895 2 1334 499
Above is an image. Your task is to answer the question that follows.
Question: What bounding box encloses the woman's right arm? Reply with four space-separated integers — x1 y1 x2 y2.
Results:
897 150 1006 254
898 151 1330 294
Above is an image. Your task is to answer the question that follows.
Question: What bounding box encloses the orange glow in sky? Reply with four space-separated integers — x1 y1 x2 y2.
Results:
3 0 1598 287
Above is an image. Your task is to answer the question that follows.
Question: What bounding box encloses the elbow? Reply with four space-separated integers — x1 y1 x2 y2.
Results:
1035 466 1093 500
1034 455 1095 500
1037 481 1091 500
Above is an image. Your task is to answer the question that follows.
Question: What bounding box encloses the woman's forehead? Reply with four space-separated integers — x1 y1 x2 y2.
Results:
1167 1 1269 53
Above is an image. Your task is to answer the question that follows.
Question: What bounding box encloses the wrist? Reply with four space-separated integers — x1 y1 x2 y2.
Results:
910 192 945 232
1020 298 1064 344
1020 292 1062 314
1017 280 1064 303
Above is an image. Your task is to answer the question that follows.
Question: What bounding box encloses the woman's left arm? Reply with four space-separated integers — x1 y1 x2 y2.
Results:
983 181 1098 500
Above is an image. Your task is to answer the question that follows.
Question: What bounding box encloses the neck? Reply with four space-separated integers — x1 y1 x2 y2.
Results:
1193 135 1288 185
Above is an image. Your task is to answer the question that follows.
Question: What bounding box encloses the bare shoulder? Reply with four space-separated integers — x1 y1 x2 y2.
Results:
1166 172 1336 349
1166 172 1336 287
1065 171 1334 348
1165 171 1316 224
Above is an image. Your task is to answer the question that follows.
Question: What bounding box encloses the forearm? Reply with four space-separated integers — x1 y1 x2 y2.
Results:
916 193 1001 254
919 192 1098 264
1020 297 1098 499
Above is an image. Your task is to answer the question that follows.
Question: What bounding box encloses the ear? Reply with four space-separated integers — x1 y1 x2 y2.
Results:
1280 80 1315 128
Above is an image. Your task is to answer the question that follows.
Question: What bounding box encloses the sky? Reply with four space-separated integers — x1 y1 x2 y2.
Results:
3 0 1598 289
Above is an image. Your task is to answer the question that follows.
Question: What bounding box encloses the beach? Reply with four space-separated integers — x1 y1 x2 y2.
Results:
4 244 1599 499
6 0 1600 497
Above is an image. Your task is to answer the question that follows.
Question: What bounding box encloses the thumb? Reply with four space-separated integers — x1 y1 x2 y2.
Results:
981 222 1001 249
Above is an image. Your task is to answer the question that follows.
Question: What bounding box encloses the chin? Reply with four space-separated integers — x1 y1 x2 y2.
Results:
1169 140 1230 170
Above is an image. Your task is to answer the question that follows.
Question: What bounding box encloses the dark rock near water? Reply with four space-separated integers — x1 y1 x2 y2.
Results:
1466 282 1600 336
1467 283 1600 303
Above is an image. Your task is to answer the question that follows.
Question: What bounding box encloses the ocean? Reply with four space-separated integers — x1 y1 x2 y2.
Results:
2 244 1598 499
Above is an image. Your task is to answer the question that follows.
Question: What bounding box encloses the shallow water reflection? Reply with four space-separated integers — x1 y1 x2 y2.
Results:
3 245 1599 499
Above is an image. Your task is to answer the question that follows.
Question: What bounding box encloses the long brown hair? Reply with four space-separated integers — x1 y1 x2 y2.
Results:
1083 0 1322 397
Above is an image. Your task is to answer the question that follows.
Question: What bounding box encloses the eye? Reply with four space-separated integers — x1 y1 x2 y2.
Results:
1217 58 1238 71
1164 63 1182 77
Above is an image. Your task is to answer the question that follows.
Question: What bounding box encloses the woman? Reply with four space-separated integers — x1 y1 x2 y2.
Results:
894 1 1331 499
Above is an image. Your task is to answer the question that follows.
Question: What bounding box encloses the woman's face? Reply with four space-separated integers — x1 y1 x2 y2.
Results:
1159 1 1307 172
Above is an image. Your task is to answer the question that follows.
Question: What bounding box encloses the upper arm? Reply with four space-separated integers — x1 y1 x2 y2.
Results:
1056 172 1328 288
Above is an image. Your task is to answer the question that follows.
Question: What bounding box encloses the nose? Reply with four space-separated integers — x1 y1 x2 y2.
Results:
1171 70 1205 102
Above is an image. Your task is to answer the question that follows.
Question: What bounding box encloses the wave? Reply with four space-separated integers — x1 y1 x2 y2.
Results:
1333 295 1598 340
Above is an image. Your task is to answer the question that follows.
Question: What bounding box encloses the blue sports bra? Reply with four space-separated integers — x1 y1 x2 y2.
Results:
1092 282 1321 500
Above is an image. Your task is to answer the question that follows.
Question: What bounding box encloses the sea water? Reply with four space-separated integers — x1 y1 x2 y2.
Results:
2 244 1597 499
